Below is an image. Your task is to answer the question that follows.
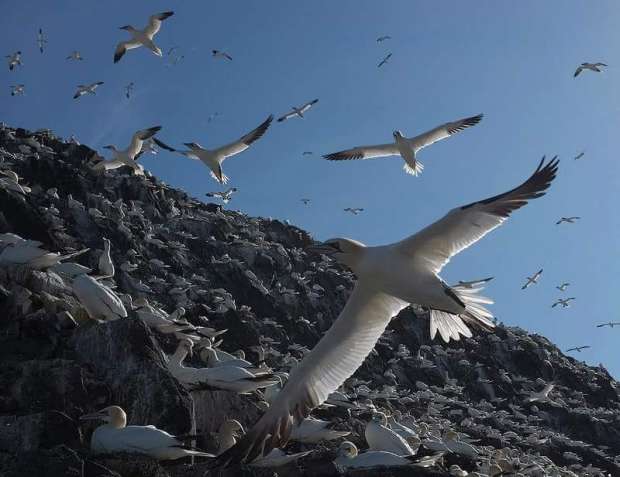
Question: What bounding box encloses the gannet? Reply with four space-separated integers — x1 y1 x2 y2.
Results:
566 345 591 352
10 84 25 96
290 417 350 443
323 113 483 176
423 431 479 458
457 277 494 289
277 99 319 122
0 170 30 194
198 345 258 371
93 126 161 175
125 82 134 99
378 52 392 68
551 297 575 308
574 62 607 77
206 187 238 204
596 321 620 328
176 115 273 184
524 383 554 403
0 242 88 269
365 412 415 455
98 237 114 278
73 82 104 99
37 28 47 53
344 207 364 215
556 282 570 291
212 49 232 61
556 216 580 225
71 274 127 321
521 269 543 290
212 157 558 467
6 51 22 71
376 35 392 42
574 151 585 160
114 11 174 63
334 441 417 469
300 198 311 205
80 406 213 460
302 151 313 156
66 50 83 61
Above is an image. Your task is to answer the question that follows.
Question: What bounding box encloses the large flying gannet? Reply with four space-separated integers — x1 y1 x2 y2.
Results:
73 81 104 99
212 157 559 467
574 62 607 77
323 114 483 176
114 12 174 63
175 115 273 184
92 126 161 175
277 99 319 122
551 297 575 308
521 269 543 290
80 406 213 460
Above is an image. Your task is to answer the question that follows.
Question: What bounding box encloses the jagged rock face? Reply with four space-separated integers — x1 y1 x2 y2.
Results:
1 125 619 477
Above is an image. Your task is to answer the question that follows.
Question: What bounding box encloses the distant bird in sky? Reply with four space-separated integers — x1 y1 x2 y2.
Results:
574 151 585 160
574 62 607 77
377 53 392 68
66 50 84 61
277 99 319 122
73 81 104 99
344 207 364 215
566 345 590 352
177 115 274 184
125 82 134 99
6 51 22 71
214 158 558 467
556 282 570 291
302 151 313 156
596 321 620 328
10 85 25 96
114 11 174 63
300 198 311 205
36 28 47 54
208 112 221 123
323 114 483 177
93 126 161 175
376 35 392 43
212 49 233 61
521 269 543 290
556 216 580 225
206 188 238 204
552 297 575 308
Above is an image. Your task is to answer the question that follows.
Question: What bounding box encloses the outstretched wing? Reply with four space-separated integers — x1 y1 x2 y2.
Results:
114 40 141 63
128 126 161 159
299 98 319 113
213 115 274 159
212 283 407 466
323 143 399 161
144 11 174 38
409 114 483 152
395 157 559 274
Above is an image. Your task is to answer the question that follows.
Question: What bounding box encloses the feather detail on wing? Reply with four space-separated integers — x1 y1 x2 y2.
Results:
144 11 174 38
214 115 274 158
323 143 399 161
409 114 483 152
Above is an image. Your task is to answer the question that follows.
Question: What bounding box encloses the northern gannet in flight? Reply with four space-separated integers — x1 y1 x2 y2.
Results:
206 187 238 204
125 81 134 99
66 50 84 61
114 11 174 63
552 297 576 308
300 198 311 205
334 441 419 470
10 84 25 96
344 207 364 215
566 345 590 352
521 269 543 290
376 35 392 42
176 115 274 184
556 282 570 291
596 321 620 328
574 151 585 160
80 406 213 460
524 383 554 403
556 216 580 225
6 51 22 71
574 62 607 77
277 99 319 122
73 82 104 99
323 114 483 176
377 52 392 68
212 157 559 467
93 126 161 175
212 49 232 61
37 28 47 54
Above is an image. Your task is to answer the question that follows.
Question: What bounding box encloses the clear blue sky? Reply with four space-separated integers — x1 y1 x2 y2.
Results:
2 1 619 377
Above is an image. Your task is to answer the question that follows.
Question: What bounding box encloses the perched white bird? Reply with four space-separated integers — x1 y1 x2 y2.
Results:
177 115 273 184
290 417 350 443
93 126 161 175
37 28 47 53
574 62 607 77
566 345 591 353
556 282 570 291
365 412 415 455
73 82 104 99
376 35 392 42
556 216 580 225
213 157 558 466
114 12 174 63
334 441 417 469
80 405 213 460
206 188 238 204
596 321 620 328
521 269 543 290
323 114 483 176
10 84 25 96
6 51 22 71
277 99 319 122
344 207 364 215
551 297 575 308
66 50 84 61
98 237 114 278
212 49 232 61
71 274 127 322
378 53 392 68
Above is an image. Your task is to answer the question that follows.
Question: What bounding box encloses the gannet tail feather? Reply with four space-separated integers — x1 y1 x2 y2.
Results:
403 160 424 176
210 170 229 184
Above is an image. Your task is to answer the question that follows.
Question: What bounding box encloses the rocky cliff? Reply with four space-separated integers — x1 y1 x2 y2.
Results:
0 124 619 477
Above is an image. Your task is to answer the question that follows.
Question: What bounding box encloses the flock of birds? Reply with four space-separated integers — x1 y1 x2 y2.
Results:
2 8 617 475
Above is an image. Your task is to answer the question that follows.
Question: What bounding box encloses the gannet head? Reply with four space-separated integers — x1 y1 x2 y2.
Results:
306 238 365 270
393 130 404 139
80 405 127 429
338 441 358 458
371 412 388 425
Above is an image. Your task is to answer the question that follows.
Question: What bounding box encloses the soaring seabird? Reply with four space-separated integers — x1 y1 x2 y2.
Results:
277 99 319 122
212 157 559 467
37 28 47 53
551 297 576 308
556 216 580 225
521 269 543 290
92 126 161 175
10 84 25 96
556 282 570 291
212 49 232 61
376 35 392 42
596 321 620 328
300 198 311 205
6 51 22 71
574 151 585 160
80 406 213 460
176 115 274 184
344 207 364 215
206 187 238 204
378 52 392 68
66 50 84 61
323 114 483 176
73 82 104 99
574 62 607 77
566 345 590 352
114 12 174 63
